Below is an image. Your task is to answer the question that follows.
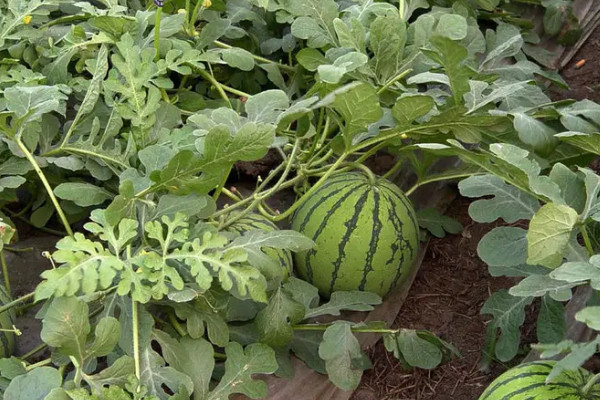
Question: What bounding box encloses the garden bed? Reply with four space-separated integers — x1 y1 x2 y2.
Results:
2 1 600 399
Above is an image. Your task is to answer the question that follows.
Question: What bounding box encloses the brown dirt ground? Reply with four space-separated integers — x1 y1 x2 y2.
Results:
551 27 600 102
353 27 600 400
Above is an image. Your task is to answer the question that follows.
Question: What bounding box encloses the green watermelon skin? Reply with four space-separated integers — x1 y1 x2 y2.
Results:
291 172 419 298
227 213 293 283
479 361 600 400
0 284 16 357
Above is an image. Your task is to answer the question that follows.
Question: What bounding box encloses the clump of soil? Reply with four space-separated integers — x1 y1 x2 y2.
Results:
352 196 538 400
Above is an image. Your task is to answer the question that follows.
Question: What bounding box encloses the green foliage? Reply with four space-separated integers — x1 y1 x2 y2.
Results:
0 0 593 398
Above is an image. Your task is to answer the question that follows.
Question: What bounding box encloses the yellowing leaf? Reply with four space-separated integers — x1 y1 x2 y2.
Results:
526 204 578 268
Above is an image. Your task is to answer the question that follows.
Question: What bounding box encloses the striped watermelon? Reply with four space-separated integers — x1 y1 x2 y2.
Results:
0 284 16 357
479 361 600 400
226 213 293 285
291 172 419 298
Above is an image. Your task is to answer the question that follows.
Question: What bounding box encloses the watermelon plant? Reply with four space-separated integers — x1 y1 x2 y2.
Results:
0 0 595 398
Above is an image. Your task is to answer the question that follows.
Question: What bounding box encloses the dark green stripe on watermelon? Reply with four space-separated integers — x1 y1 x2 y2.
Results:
358 188 381 291
328 188 370 295
302 182 367 283
291 172 419 298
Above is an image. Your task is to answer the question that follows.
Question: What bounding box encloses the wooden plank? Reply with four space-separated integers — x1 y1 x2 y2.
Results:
533 0 600 69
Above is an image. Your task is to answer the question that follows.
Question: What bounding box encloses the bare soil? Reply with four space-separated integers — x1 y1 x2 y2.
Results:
551 27 600 102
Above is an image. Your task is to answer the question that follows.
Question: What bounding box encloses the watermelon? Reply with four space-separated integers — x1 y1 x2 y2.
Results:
0 284 16 357
291 172 419 298
226 213 293 285
479 361 600 400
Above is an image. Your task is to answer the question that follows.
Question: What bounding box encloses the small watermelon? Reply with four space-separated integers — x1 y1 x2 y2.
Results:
291 172 419 298
479 361 600 400
226 213 293 285
0 285 16 357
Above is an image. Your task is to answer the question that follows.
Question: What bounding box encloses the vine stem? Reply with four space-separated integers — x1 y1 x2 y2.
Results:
405 171 482 197
189 0 207 34
220 187 242 202
583 372 600 396
132 298 141 393
3 246 33 253
0 292 35 315
0 251 10 295
185 0 192 34
21 342 48 361
15 139 73 237
169 313 187 337
25 358 52 371
382 158 404 180
211 162 288 220
292 324 398 334
220 139 302 228
1 210 67 236
196 68 233 108
213 166 232 201
377 68 412 95
580 226 594 256
271 153 348 222
213 40 296 73
154 5 162 62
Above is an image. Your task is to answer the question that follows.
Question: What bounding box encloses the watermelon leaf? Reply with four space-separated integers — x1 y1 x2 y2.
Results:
40 297 91 364
575 306 600 331
152 331 215 400
304 291 381 319
172 299 230 347
207 342 278 400
543 338 600 382
4 367 62 400
477 227 528 267
84 356 135 395
383 329 443 369
327 82 383 148
459 174 539 223
369 13 407 84
139 346 194 399
40 297 122 367
550 257 600 290
416 208 462 238
318 321 369 391
526 203 578 268
480 290 533 362
283 277 320 311
537 295 566 343
509 275 577 301
255 287 305 348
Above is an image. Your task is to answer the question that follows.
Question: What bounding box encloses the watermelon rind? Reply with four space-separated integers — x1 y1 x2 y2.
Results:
291 172 419 298
226 213 293 286
479 361 600 400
